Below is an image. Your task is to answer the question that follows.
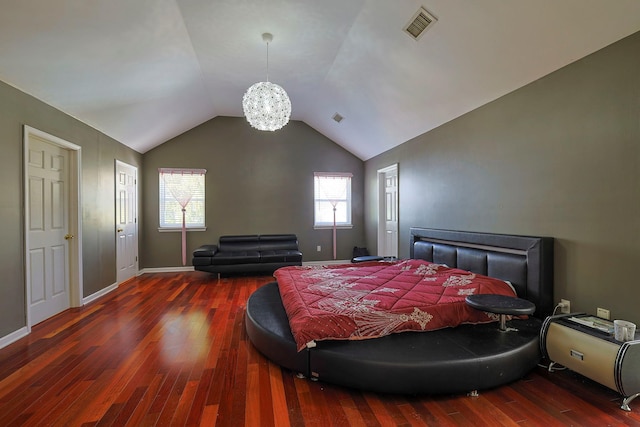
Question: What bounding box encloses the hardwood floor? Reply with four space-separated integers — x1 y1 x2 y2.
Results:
0 272 639 426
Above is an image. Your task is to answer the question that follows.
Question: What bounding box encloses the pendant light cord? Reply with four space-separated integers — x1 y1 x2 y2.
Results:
266 40 270 82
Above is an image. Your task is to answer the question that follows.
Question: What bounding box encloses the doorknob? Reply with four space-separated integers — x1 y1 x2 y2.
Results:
117 228 124 233
64 234 74 240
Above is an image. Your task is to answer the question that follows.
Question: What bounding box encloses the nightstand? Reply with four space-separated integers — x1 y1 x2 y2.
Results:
541 313 640 411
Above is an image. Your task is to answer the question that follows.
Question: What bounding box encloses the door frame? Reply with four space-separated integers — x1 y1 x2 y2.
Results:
23 125 83 330
377 163 399 257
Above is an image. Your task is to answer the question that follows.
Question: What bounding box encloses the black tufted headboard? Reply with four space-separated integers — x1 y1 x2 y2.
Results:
410 227 554 319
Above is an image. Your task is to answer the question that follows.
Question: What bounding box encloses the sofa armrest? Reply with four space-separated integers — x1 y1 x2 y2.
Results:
193 244 218 257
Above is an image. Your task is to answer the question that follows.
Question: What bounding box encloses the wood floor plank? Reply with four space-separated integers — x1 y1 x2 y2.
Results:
186 367 215 426
13 350 108 425
0 272 639 426
457 394 520 427
281 369 305 426
295 377 334 426
267 361 291 427
319 384 355 426
407 397 458 427
0 336 79 401
255 358 276 427
481 385 562 426
124 373 166 427
364 394 413 427
244 362 262 427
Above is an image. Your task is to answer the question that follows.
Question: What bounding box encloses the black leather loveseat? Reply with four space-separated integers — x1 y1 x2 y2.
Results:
192 234 302 276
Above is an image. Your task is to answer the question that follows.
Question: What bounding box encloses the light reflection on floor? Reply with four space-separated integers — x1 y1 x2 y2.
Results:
159 310 210 365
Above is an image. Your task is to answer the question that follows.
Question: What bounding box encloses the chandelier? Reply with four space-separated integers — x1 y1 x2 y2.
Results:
242 33 291 131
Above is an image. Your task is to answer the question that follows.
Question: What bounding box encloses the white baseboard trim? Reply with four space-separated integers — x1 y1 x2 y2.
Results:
83 282 118 305
138 263 356 274
140 263 349 273
0 326 30 350
303 260 351 266
139 266 195 274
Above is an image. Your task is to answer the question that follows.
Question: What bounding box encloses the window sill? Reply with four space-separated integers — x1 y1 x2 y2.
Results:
314 225 353 230
158 227 207 232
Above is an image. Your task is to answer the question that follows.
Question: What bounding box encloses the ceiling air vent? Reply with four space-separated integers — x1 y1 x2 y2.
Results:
404 7 437 40
332 113 344 123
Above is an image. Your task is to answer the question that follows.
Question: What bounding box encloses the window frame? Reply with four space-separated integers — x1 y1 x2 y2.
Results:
313 172 353 229
158 168 207 232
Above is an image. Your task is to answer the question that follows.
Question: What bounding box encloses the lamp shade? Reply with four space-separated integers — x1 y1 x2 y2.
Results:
242 81 291 131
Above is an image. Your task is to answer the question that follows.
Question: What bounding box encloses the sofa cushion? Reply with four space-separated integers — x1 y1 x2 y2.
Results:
193 244 218 257
285 250 303 262
219 235 261 252
210 250 261 265
259 234 297 241
260 249 303 263
193 256 214 266
258 234 299 251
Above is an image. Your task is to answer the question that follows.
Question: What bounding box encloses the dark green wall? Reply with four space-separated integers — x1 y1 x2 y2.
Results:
140 117 365 267
0 80 142 337
365 31 640 324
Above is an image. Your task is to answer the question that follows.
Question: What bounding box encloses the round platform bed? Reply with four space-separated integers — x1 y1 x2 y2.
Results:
245 228 554 395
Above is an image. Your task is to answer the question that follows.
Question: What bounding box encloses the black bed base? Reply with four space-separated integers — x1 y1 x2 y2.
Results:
246 281 541 395
245 228 553 395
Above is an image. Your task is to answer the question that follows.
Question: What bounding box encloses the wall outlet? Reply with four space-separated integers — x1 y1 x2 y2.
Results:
316 245 321 252
560 299 571 314
597 307 610 319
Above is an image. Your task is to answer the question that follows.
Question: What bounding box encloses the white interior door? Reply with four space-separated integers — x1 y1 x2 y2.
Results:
115 160 138 283
378 164 398 258
27 135 71 324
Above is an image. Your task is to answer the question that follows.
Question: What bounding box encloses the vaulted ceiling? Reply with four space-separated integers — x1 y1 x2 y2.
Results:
1 1 639 160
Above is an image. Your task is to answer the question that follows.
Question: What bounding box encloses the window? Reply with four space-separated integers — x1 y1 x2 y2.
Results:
158 168 206 229
314 172 352 228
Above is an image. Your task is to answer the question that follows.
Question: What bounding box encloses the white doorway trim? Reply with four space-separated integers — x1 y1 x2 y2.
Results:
377 163 399 258
23 125 83 330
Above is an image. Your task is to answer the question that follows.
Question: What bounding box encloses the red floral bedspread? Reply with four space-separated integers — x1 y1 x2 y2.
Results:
274 259 517 351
